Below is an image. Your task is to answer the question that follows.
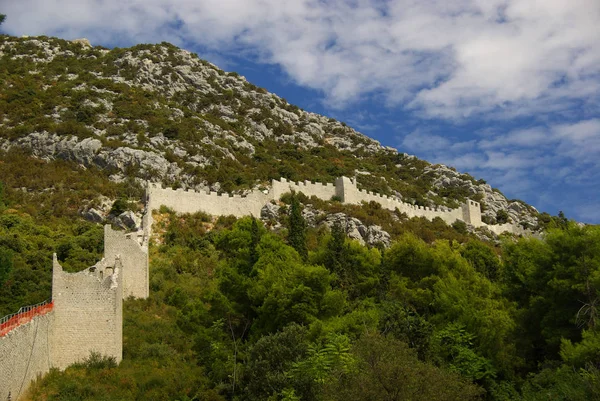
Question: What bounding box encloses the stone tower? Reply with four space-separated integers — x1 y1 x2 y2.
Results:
461 199 482 227
103 225 149 299
50 255 123 369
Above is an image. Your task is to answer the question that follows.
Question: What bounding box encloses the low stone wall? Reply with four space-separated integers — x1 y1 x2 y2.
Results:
0 313 53 401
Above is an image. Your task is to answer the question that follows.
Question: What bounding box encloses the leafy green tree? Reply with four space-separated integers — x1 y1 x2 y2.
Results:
0 14 5 26
521 364 600 401
250 216 260 265
0 182 5 210
0 247 13 285
324 221 345 274
502 224 600 366
242 324 312 401
379 301 433 360
288 192 307 260
431 323 496 382
496 209 509 224
314 227 380 298
452 219 468 234
460 241 501 281
109 197 129 216
322 332 483 401
560 329 600 369
289 333 356 385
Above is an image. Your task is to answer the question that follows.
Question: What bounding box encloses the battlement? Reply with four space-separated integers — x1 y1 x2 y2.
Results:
147 176 526 235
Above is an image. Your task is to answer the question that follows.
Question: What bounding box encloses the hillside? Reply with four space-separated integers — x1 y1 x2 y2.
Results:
0 32 600 401
1 33 600 401
0 35 542 231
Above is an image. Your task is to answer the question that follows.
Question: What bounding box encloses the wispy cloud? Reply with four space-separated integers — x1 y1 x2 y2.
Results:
400 119 600 220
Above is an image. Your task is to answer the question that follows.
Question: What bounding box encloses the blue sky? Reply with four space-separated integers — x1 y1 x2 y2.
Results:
2 0 599 223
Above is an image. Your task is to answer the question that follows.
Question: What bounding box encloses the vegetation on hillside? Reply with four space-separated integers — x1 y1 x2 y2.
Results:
0 34 487 209
19 207 600 401
0 152 596 400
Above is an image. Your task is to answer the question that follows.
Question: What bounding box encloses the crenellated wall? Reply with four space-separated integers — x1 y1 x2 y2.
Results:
272 178 337 201
147 176 529 236
0 173 529 400
0 216 148 400
147 183 271 218
335 176 467 225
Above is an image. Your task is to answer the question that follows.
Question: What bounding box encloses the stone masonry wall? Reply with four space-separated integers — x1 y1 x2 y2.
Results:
271 178 337 201
147 176 528 237
104 225 149 299
335 176 466 225
147 184 271 218
1 228 138 400
0 313 53 401
50 255 122 370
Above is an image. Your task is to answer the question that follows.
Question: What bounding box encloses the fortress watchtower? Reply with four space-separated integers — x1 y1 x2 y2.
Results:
461 199 482 227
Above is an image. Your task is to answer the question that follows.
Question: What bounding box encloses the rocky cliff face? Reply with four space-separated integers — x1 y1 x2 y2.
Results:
0 35 540 230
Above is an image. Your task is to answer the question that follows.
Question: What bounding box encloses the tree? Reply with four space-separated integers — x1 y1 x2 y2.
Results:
288 192 307 260
324 220 345 274
323 332 483 401
0 15 5 27
0 182 5 210
250 216 260 265
242 324 312 400
0 247 13 285
460 241 501 281
496 209 509 224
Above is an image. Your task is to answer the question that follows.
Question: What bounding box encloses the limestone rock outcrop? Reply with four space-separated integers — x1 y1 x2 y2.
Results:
0 35 542 227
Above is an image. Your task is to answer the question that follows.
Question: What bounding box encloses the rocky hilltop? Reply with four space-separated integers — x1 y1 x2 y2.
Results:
0 35 539 230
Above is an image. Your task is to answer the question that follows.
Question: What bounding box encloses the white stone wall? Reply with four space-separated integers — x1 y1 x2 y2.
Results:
50 255 122 370
147 184 270 218
335 176 468 226
272 178 337 201
147 176 525 236
0 228 141 399
483 222 529 236
104 225 149 299
0 313 53 401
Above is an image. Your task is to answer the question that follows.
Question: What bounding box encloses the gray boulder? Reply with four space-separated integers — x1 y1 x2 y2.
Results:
261 203 280 220
323 213 391 247
82 208 104 223
117 211 141 231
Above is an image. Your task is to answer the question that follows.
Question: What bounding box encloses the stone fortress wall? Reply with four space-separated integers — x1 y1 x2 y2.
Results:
0 313 53 401
104 225 149 299
0 226 148 401
50 254 123 370
149 176 529 236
